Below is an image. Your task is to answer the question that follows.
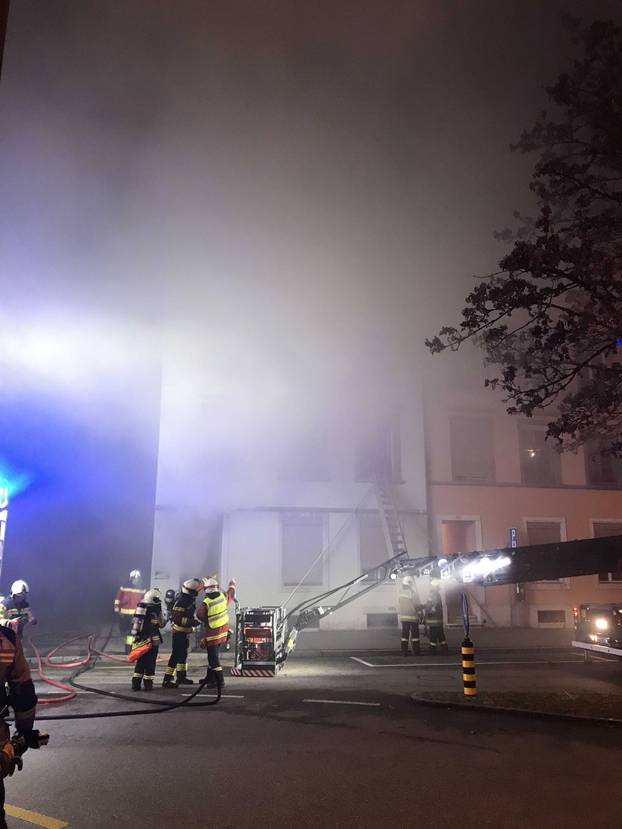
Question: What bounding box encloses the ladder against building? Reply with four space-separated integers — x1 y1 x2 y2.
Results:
373 474 495 626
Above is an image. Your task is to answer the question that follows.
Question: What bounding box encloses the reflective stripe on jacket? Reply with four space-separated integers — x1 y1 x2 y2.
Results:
114 587 143 615
204 593 228 629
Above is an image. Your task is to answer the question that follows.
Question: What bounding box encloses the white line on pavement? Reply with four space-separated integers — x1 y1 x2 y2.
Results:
350 657 584 668
181 694 245 699
303 698 381 707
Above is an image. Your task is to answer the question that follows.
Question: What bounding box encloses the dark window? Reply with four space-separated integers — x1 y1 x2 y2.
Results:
366 613 399 628
359 513 388 579
525 521 562 546
449 416 495 483
281 512 324 586
585 440 622 487
537 610 565 624
356 412 402 483
518 426 561 486
593 521 622 582
525 521 564 584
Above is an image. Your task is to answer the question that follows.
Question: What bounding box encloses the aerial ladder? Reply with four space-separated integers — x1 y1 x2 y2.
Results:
231 530 622 677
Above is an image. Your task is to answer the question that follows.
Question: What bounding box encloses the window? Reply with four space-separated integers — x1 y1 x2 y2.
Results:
366 613 398 628
525 520 563 546
281 511 325 587
537 610 565 625
518 425 561 486
525 520 567 586
356 412 402 482
359 513 388 579
449 416 495 483
585 440 622 487
593 521 622 583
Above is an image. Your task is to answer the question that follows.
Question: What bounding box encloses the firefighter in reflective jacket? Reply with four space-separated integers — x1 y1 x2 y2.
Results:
426 569 448 655
114 570 144 654
130 589 166 691
162 579 202 688
398 576 420 656
197 577 236 689
0 581 36 639
0 624 45 829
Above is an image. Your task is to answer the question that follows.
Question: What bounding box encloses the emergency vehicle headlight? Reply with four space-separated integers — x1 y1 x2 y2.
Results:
594 617 609 631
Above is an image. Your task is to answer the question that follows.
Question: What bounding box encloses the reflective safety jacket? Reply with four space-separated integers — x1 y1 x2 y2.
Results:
197 584 235 646
425 594 444 626
170 592 200 634
114 586 143 616
0 626 37 750
131 602 166 646
398 589 417 622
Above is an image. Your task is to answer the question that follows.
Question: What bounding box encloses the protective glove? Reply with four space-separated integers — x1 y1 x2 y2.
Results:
1 742 22 777
199 638 207 650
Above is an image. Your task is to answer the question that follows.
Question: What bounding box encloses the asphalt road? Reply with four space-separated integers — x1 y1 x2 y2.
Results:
5 650 622 828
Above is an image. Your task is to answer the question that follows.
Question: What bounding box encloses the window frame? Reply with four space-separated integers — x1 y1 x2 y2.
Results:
449 414 495 484
522 517 569 589
517 423 562 487
280 510 327 589
590 519 622 584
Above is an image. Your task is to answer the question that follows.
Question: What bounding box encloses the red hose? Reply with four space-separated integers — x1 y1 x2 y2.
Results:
27 637 78 704
45 634 93 668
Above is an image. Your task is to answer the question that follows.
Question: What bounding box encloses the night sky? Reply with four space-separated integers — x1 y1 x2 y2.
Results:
1 1 621 623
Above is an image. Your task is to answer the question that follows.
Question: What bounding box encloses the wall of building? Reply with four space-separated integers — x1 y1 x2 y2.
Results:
424 348 622 629
221 507 428 629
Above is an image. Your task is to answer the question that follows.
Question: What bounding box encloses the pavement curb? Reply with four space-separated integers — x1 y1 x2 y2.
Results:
410 693 622 727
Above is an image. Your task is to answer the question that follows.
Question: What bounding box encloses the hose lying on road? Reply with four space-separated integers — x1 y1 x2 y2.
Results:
21 630 222 721
27 637 77 705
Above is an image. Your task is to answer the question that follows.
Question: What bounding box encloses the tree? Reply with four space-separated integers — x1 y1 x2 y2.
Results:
426 17 622 455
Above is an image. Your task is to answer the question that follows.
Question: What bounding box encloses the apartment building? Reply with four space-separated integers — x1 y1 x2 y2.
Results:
424 348 622 629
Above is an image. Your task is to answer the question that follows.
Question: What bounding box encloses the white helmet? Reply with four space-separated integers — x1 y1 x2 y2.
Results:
401 576 412 587
11 580 29 597
202 577 218 592
182 578 203 595
143 588 161 605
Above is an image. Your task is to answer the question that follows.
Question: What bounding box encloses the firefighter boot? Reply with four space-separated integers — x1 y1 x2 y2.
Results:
176 671 194 685
143 679 154 691
401 641 409 657
131 676 142 692
162 674 177 689
215 669 225 690
412 641 421 656
201 669 216 687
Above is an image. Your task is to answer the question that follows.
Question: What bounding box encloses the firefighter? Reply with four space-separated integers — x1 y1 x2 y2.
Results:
197 576 236 689
398 576 420 656
0 581 37 639
130 588 166 691
0 622 46 829
114 570 144 654
162 579 202 688
426 568 448 655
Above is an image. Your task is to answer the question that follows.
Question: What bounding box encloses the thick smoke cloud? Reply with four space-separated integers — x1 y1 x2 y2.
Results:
1 1 621 623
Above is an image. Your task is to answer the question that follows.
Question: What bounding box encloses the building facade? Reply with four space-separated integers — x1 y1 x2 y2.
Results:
151 343 429 630
424 348 622 629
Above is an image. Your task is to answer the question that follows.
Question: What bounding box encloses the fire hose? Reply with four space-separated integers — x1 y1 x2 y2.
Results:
21 628 222 720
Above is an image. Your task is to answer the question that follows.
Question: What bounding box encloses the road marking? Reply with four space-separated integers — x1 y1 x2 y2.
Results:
303 698 381 707
350 657 584 668
5 804 69 828
181 694 245 699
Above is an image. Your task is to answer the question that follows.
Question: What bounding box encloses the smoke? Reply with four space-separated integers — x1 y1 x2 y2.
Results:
2 0 622 623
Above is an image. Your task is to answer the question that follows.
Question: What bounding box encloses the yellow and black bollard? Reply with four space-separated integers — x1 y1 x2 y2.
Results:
461 637 476 697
